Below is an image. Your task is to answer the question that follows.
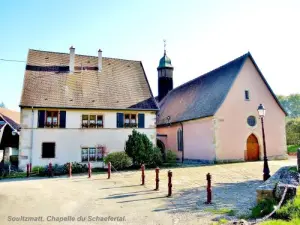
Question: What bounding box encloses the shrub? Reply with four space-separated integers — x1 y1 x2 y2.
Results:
69 162 88 174
32 166 46 176
125 130 163 166
104 152 132 170
251 198 277 218
148 147 163 167
166 150 177 164
274 190 300 220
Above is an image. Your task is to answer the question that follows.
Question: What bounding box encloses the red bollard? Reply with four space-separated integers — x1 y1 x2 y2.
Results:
154 167 159 191
205 173 212 204
48 162 53 178
29 163 32 173
68 162 72 178
88 162 91 178
167 170 172 197
107 162 111 179
26 163 29 178
141 164 145 185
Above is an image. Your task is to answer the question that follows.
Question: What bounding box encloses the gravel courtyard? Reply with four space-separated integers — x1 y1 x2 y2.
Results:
0 158 296 225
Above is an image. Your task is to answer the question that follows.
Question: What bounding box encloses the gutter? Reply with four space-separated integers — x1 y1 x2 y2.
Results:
30 106 34 165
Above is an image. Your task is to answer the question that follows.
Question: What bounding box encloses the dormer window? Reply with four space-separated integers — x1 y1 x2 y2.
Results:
245 90 250 101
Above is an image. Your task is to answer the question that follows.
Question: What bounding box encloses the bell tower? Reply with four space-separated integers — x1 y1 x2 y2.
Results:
157 40 174 102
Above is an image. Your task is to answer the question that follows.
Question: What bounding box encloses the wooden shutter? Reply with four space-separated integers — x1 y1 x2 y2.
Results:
59 111 66 128
116 113 124 128
138 113 145 128
38 110 45 128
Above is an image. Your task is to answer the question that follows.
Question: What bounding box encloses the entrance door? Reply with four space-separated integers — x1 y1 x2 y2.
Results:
246 134 259 161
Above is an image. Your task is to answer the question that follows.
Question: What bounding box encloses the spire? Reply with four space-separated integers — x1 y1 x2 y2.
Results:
163 39 166 55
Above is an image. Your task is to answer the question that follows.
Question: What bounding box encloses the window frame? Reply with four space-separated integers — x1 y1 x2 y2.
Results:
124 113 137 128
45 110 59 128
177 128 183 151
81 114 104 128
41 142 56 158
81 147 104 162
245 90 250 101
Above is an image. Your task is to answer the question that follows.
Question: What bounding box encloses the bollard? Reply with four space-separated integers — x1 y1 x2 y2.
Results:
68 162 72 178
205 173 212 204
141 164 145 185
107 162 111 179
29 163 32 173
297 148 300 173
48 162 53 178
167 170 172 197
88 162 91 178
26 163 30 178
154 167 159 191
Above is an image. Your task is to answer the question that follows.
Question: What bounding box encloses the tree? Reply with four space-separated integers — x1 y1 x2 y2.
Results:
0 102 5 108
125 130 162 166
277 94 300 118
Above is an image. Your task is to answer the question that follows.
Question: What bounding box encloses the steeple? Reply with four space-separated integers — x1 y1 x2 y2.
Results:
157 40 174 102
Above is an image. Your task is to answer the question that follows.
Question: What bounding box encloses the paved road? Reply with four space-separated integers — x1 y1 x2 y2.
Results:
0 158 296 225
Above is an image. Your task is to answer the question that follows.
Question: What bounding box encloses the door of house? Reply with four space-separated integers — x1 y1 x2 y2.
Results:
246 134 259 161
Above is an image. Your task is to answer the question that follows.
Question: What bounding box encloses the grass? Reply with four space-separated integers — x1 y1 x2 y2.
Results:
204 208 236 216
287 145 300 154
288 166 298 172
212 218 229 225
260 218 300 225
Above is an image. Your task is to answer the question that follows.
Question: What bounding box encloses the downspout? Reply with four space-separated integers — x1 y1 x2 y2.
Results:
180 122 184 164
30 106 34 165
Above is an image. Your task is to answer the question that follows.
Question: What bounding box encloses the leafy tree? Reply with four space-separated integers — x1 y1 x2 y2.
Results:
125 130 162 166
0 102 5 108
277 94 300 118
286 118 300 145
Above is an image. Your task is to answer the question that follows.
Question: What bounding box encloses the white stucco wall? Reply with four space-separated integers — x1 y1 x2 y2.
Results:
19 109 156 169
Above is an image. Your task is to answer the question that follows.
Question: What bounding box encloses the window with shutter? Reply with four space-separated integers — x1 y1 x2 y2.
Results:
177 128 183 151
59 111 66 128
38 110 45 128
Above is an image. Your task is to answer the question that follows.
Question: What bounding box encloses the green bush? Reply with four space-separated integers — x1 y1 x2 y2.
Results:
251 198 277 218
125 130 163 166
148 147 163 167
68 162 87 174
274 192 300 220
104 152 132 170
166 150 177 164
32 166 45 175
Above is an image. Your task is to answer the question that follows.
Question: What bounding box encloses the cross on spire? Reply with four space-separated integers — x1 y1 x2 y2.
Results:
163 39 166 55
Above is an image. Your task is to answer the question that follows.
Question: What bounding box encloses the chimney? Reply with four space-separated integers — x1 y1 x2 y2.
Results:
98 49 102 72
69 46 75 73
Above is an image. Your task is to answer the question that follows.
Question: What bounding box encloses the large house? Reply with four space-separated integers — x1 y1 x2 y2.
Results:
0 108 20 164
18 48 158 169
156 51 288 163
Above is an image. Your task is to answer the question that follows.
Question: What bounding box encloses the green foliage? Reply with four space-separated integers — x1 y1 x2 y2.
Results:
204 208 234 215
68 162 87 174
9 155 18 167
286 118 300 145
125 130 163 166
251 198 276 219
288 145 300 153
278 94 300 118
166 150 177 164
274 190 300 220
212 218 229 225
260 218 300 225
104 152 132 170
32 166 45 175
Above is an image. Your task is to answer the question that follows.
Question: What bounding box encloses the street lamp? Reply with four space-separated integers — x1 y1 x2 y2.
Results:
257 104 270 181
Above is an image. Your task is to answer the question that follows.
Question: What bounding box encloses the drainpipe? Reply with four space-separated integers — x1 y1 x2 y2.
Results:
30 106 34 166
180 122 184 164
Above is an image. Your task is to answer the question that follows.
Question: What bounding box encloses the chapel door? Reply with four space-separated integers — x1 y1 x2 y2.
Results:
246 134 259 161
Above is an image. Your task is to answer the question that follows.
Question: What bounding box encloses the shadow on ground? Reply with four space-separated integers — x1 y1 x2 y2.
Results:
153 179 262 218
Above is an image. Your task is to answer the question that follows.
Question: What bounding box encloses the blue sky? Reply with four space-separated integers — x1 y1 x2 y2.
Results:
0 0 299 111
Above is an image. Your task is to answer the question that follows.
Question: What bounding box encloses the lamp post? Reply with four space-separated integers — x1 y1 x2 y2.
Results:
257 104 270 181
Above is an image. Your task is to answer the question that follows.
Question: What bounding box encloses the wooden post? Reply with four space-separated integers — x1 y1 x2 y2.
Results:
88 162 91 178
29 163 32 173
167 170 172 197
48 162 53 178
68 162 72 178
107 162 111 179
297 148 300 173
205 173 212 204
141 164 145 185
26 163 29 178
154 167 159 191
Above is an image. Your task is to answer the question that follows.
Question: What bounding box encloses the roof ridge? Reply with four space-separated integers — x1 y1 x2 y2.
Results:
29 49 141 62
166 52 250 96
